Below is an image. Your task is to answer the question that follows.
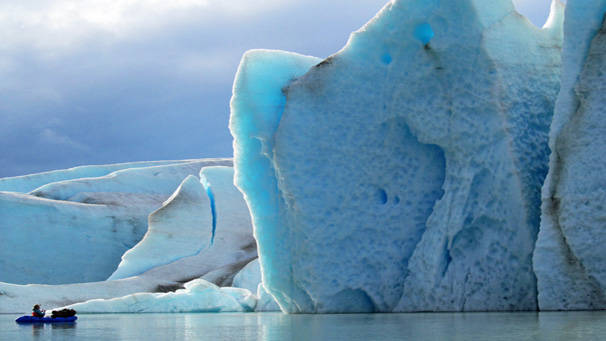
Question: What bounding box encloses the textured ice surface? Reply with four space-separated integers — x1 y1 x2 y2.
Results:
0 164 257 313
109 166 256 281
230 0 563 312
0 159 247 287
0 161 221 285
61 279 256 313
108 175 213 280
535 1 606 310
255 283 281 312
0 191 153 285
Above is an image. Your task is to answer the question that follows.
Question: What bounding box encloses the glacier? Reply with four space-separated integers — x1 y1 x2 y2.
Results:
230 0 565 313
0 159 273 313
0 159 232 285
4 0 606 316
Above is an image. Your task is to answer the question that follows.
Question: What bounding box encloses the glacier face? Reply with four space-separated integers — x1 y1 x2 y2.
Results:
0 161 263 313
231 0 564 313
4 0 606 316
535 1 606 310
0 159 231 285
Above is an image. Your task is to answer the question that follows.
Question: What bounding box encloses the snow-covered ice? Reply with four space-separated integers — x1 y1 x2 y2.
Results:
0 160 193 194
61 279 256 313
30 159 232 201
230 0 564 313
0 160 229 285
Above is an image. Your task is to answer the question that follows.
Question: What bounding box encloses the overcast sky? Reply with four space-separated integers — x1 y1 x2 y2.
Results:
1 0 557 178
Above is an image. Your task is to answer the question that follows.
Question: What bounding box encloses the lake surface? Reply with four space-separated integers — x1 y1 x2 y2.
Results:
2 311 606 340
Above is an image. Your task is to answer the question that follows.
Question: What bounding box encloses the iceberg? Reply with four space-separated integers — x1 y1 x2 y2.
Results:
6 0 606 316
535 1 606 310
230 0 564 313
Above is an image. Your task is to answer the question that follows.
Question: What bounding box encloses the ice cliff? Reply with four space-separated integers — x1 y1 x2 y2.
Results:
535 1 606 310
230 0 566 313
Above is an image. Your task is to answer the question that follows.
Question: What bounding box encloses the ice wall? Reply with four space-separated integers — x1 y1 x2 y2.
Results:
0 191 152 285
231 0 564 313
535 1 606 310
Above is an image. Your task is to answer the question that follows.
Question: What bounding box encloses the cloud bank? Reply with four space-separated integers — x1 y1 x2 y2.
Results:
0 0 554 177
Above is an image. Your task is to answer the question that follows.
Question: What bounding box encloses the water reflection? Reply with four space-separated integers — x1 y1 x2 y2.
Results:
18 321 77 338
4 311 606 340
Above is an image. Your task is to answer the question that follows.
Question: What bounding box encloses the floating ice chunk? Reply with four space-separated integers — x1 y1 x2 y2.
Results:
62 279 256 313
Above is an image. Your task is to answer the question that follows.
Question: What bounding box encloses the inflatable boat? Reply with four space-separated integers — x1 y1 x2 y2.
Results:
15 315 77 323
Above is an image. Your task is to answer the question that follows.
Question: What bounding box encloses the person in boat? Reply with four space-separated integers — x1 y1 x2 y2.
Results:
32 304 46 317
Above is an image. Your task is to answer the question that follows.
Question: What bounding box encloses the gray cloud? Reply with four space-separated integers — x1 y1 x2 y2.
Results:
0 0 554 177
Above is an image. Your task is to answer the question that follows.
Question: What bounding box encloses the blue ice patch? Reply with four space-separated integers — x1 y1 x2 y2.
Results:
414 23 435 45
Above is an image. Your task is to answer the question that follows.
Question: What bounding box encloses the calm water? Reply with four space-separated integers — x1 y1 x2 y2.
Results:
2 311 606 340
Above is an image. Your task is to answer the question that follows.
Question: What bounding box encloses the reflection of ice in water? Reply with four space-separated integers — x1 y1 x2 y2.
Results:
5 312 606 339
20 320 77 339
